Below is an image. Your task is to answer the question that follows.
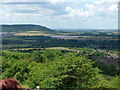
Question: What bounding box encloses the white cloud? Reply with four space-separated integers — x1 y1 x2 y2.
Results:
109 4 118 11
85 1 118 16
48 0 66 4
1 0 119 3
65 7 93 17
1 0 46 3
86 4 94 9
1 0 67 3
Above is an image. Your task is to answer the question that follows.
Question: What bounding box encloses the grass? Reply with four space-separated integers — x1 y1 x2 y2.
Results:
14 33 53 36
11 47 70 51
46 47 70 50
14 30 55 36
21 84 30 88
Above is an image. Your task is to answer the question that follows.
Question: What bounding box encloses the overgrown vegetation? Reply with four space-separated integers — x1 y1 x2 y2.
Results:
2 49 120 88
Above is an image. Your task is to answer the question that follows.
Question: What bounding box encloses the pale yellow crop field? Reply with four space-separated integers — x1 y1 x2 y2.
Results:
11 47 70 51
14 30 55 36
14 33 53 36
46 47 70 50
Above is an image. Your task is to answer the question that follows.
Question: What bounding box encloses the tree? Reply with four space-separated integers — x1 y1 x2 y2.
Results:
2 59 30 82
27 53 108 88
32 51 44 63
108 76 120 88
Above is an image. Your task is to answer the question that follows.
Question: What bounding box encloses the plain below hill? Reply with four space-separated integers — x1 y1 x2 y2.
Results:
1 24 55 32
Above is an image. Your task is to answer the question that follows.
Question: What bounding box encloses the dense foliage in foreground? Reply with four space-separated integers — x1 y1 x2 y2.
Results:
1 49 120 88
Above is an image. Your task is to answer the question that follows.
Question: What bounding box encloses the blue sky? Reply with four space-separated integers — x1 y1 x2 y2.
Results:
0 0 118 29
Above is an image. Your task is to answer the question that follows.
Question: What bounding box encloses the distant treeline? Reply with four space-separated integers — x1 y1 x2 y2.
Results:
2 36 119 50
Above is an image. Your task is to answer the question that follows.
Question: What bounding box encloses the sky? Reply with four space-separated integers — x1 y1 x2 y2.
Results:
0 0 119 29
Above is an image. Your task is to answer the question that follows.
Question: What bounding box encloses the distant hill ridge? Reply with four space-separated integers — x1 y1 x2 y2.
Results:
1 24 54 32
